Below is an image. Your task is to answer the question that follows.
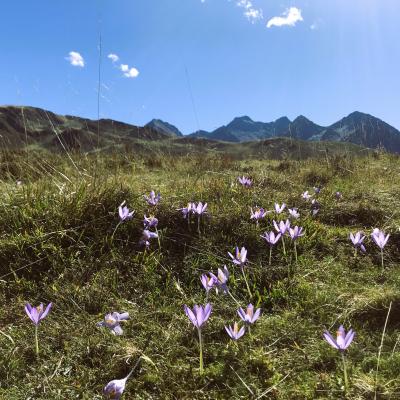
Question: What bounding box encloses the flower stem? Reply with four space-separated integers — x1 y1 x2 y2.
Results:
341 352 349 393
269 247 272 266
198 328 203 375
197 215 201 236
227 290 241 307
282 237 286 256
35 325 39 358
294 242 298 263
241 267 252 299
381 249 384 272
110 221 122 245
155 227 161 249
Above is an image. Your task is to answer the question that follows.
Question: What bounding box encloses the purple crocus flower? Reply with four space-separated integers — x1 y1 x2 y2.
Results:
314 186 321 194
144 190 161 206
260 231 281 246
200 273 217 293
103 369 135 400
184 304 212 329
302 191 312 200
178 202 194 218
97 312 129 336
139 230 158 248
250 207 268 221
143 215 158 228
25 302 52 356
273 219 291 235
225 322 245 341
25 303 52 325
349 232 366 253
323 325 355 352
210 266 230 293
238 304 261 324
194 202 208 215
184 304 212 374
311 199 320 216
289 226 304 241
335 191 343 200
288 208 300 219
238 176 252 187
118 201 134 222
371 228 390 250
228 246 247 266
274 203 286 214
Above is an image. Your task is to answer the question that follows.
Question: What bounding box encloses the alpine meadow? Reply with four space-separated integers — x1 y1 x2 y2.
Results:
1 1 400 399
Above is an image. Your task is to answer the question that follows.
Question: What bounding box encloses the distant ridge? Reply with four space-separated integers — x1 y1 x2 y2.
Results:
0 105 399 153
187 111 400 152
145 119 182 137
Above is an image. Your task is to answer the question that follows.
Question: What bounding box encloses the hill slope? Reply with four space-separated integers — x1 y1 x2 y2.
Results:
189 112 400 152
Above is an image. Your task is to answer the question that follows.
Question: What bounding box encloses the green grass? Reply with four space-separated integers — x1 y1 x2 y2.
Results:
0 149 399 399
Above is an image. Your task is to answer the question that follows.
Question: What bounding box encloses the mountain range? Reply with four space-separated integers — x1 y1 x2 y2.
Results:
0 105 399 153
151 112 400 152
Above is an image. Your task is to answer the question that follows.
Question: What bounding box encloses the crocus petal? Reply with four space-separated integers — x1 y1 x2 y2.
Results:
252 308 261 323
112 325 123 336
40 302 52 321
118 312 129 321
184 305 198 327
344 329 355 349
323 332 339 350
237 308 246 322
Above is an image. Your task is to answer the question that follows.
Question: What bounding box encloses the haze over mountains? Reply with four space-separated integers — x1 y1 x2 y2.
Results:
1 105 400 154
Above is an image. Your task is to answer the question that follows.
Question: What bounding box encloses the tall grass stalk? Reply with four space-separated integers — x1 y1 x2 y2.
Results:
374 301 392 400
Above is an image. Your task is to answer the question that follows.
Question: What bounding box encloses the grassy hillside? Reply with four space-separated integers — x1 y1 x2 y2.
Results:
0 149 399 399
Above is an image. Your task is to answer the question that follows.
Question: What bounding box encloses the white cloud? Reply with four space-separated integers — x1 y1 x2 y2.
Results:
236 0 263 23
244 8 263 22
120 64 139 78
66 51 85 67
107 53 119 63
266 7 303 28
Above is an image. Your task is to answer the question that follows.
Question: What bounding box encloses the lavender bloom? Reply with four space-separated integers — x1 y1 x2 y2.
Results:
302 191 312 200
273 219 291 235
183 304 212 329
97 312 129 336
250 207 268 221
178 202 194 218
118 201 134 222
289 226 304 241
143 215 158 228
314 186 321 194
260 231 281 246
225 322 245 341
103 369 135 400
335 191 343 200
323 325 355 352
139 230 158 248
371 228 390 250
238 176 252 187
228 246 247 266
274 203 286 214
144 190 161 206
210 266 230 293
238 304 261 324
349 232 366 253
200 274 217 293
25 303 52 326
288 208 300 219
311 199 320 216
194 202 208 215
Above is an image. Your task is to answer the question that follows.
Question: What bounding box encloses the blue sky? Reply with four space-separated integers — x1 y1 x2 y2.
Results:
1 0 399 134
